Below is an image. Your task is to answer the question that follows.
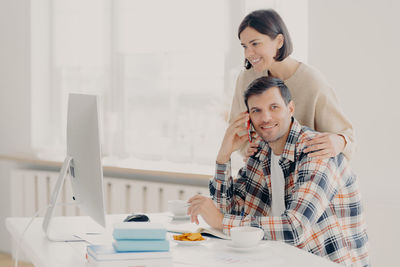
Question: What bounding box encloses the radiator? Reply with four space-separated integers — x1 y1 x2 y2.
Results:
10 169 209 217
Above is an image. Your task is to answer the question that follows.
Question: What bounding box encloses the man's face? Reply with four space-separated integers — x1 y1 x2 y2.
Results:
248 87 294 145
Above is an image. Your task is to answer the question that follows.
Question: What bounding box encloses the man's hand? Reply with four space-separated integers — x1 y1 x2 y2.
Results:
304 133 346 159
217 112 249 164
187 195 224 230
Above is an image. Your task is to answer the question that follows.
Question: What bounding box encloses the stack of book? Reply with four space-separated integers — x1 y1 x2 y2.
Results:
87 222 172 267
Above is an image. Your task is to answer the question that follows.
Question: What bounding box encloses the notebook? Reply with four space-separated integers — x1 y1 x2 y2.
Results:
166 223 230 240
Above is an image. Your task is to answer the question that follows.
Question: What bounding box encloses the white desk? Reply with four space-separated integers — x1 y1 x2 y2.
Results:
6 214 339 267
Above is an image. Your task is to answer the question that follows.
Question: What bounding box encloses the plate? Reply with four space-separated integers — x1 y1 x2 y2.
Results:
172 237 208 246
225 242 261 251
169 215 190 220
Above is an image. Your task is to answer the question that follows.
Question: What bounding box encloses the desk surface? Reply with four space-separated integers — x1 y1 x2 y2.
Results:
6 214 339 267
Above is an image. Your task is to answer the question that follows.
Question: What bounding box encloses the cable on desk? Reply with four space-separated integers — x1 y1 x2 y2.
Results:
13 202 78 267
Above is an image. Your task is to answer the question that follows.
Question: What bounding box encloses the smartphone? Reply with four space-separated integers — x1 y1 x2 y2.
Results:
247 119 253 143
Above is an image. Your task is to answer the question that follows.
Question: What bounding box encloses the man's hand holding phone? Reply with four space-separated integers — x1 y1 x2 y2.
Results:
216 112 249 164
244 120 260 162
244 140 259 162
247 119 253 143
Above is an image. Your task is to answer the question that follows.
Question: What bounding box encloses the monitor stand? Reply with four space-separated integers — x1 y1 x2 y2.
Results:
42 156 86 241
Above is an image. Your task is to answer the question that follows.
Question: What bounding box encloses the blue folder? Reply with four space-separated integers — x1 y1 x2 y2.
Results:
112 240 170 252
113 222 167 240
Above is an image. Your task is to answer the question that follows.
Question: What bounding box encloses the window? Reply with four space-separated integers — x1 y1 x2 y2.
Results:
32 0 308 174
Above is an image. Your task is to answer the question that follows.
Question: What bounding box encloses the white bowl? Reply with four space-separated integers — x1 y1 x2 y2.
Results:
230 226 264 248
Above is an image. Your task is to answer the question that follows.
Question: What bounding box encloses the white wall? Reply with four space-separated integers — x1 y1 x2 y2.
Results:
308 0 400 265
0 0 32 253
0 0 32 156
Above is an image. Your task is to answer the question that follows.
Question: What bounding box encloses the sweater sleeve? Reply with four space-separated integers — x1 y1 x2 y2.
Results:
314 88 356 160
229 70 251 157
229 72 245 123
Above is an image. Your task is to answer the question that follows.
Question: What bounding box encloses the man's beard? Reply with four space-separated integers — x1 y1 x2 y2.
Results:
258 130 285 144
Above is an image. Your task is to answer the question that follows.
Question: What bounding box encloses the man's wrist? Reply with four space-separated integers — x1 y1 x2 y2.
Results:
216 154 231 164
216 158 230 164
214 212 224 230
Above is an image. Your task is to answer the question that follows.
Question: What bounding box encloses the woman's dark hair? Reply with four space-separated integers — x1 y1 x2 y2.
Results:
238 9 293 69
244 76 292 110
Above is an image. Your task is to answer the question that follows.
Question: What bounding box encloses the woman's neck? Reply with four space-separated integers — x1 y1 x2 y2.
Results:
268 57 300 81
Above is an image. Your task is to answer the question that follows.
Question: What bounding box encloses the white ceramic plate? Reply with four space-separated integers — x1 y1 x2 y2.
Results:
169 215 190 220
172 237 208 246
225 242 261 251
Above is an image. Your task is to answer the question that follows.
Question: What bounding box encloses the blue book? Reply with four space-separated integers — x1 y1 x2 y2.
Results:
112 240 170 252
87 245 171 261
113 222 167 240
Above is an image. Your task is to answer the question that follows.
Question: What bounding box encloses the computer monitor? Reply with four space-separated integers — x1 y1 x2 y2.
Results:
42 93 106 241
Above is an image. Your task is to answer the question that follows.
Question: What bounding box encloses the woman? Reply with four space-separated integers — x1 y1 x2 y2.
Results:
231 9 355 160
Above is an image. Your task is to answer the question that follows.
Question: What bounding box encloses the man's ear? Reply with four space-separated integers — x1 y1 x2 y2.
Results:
288 100 295 116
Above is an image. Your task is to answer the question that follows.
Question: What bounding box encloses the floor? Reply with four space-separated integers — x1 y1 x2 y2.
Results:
0 253 33 267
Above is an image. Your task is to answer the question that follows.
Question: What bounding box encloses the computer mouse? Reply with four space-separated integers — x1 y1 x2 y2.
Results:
123 214 150 222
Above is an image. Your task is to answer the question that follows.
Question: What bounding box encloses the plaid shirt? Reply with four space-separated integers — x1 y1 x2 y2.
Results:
210 118 369 266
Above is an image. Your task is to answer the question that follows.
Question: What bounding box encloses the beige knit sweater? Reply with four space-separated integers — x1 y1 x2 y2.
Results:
229 62 355 160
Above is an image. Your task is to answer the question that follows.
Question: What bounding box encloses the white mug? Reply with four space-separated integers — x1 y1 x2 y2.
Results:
167 200 188 216
230 226 264 248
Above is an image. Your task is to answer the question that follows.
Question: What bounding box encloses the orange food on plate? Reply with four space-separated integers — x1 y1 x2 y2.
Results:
173 232 205 241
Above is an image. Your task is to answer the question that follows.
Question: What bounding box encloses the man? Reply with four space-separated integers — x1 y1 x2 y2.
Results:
187 77 369 266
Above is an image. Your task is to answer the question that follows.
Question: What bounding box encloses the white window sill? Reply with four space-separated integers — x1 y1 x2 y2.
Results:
0 153 215 181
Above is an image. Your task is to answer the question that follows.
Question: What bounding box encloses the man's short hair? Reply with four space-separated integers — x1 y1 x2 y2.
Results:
244 76 292 110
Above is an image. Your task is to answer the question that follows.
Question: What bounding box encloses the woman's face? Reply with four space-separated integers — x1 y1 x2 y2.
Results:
239 27 283 73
